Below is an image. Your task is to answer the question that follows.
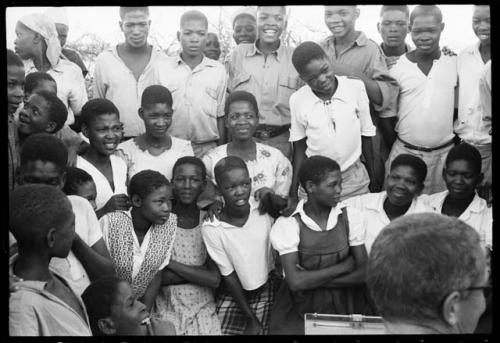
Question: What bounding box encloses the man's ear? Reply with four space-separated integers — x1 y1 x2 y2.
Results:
46 227 57 249
476 173 484 188
131 194 142 208
81 123 90 139
138 107 144 120
354 7 361 20
60 171 67 190
305 180 315 195
98 317 116 335
377 22 381 34
440 22 445 33
118 21 124 33
442 291 461 328
45 121 57 134
177 30 181 42
33 32 43 45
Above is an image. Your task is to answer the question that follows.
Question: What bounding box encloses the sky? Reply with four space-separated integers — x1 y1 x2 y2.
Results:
6 5 477 53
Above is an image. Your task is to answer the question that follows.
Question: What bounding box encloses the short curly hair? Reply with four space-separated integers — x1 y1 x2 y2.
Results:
63 166 94 196
20 133 68 171
29 90 68 133
298 155 340 191
128 169 170 201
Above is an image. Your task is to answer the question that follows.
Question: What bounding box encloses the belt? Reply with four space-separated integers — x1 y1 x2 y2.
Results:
254 124 290 139
397 137 455 152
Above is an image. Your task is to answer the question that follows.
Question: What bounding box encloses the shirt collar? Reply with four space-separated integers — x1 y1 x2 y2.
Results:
206 197 259 229
175 53 218 68
365 191 428 213
247 39 284 61
306 76 349 105
325 31 368 49
430 191 486 214
466 41 481 55
291 198 346 218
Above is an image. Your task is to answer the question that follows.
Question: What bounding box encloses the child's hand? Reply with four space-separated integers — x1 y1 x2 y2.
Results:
9 275 23 292
280 196 299 217
103 194 131 213
254 187 274 201
441 46 457 56
244 317 263 335
149 317 176 336
203 200 223 222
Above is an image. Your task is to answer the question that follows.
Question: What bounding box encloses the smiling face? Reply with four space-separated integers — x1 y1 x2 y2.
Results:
120 10 150 49
18 93 54 135
83 113 122 156
378 9 409 48
324 6 359 39
218 168 252 212
7 65 25 115
385 165 423 206
14 22 37 59
443 160 481 200
225 100 258 141
173 163 205 205
178 19 207 59
410 15 443 55
109 281 149 334
233 15 257 45
137 185 172 225
257 6 286 45
139 103 173 139
203 33 221 60
300 57 336 99
472 6 490 45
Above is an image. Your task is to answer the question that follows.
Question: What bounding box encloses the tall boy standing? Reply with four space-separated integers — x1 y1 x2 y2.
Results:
93 7 165 139
384 5 458 194
158 10 227 158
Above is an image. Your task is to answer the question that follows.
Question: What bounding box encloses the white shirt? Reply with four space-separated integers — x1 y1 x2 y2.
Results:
76 155 128 211
202 143 292 197
48 195 102 296
158 54 227 144
270 199 365 257
344 191 432 254
455 43 490 144
116 136 194 182
421 191 492 249
289 77 376 172
201 199 274 290
99 210 171 278
24 58 88 126
387 54 458 148
92 45 167 137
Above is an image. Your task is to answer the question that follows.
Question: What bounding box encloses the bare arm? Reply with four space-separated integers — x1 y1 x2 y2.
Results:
321 245 368 288
140 272 162 312
281 252 355 292
281 139 307 217
165 256 220 289
71 236 115 281
378 117 397 150
161 269 187 286
361 136 378 192
217 116 227 145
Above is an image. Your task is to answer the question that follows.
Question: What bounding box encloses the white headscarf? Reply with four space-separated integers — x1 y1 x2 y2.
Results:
18 13 61 68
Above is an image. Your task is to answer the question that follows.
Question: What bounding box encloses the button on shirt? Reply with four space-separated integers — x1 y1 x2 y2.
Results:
289 76 376 172
386 54 458 148
456 44 491 145
270 199 365 257
157 55 227 144
92 45 166 137
201 199 274 291
228 41 302 126
24 57 88 126
421 191 492 249
320 32 399 112
344 191 432 253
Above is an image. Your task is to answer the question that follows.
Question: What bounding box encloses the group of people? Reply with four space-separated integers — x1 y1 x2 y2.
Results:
7 4 492 336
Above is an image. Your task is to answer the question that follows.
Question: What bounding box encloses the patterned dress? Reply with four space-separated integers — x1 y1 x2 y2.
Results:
154 221 221 335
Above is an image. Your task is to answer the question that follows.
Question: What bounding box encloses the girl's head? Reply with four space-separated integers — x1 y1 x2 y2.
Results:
128 170 172 225
81 99 122 156
299 156 342 208
63 166 97 211
386 154 427 206
214 156 251 211
81 276 149 336
224 91 259 141
139 85 173 139
443 143 483 200
172 156 207 205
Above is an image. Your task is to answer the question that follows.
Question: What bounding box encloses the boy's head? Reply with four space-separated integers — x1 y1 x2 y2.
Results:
224 91 259 141
324 6 359 39
232 7 257 45
256 6 287 45
292 41 335 97
119 7 150 49
178 10 208 59
63 166 97 211
128 170 172 225
81 276 148 336
172 156 207 205
81 99 122 156
386 154 427 206
472 5 490 45
139 85 173 139
7 49 25 115
299 155 342 207
18 133 68 189
204 32 221 61
378 5 410 49
10 184 75 259
214 156 251 210
24 72 57 98
18 90 68 136
443 143 483 200
409 5 444 55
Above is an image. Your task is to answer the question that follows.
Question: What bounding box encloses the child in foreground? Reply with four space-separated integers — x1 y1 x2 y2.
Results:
63 166 98 211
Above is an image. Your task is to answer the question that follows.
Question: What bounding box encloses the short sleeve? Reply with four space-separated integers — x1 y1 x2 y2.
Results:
357 82 376 137
99 214 111 250
272 150 293 197
365 47 400 112
216 68 228 118
9 300 39 336
270 216 300 255
201 224 234 276
202 150 216 185
345 206 366 246
69 195 102 247
289 92 307 142
68 65 88 116
115 141 133 170
182 140 195 157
